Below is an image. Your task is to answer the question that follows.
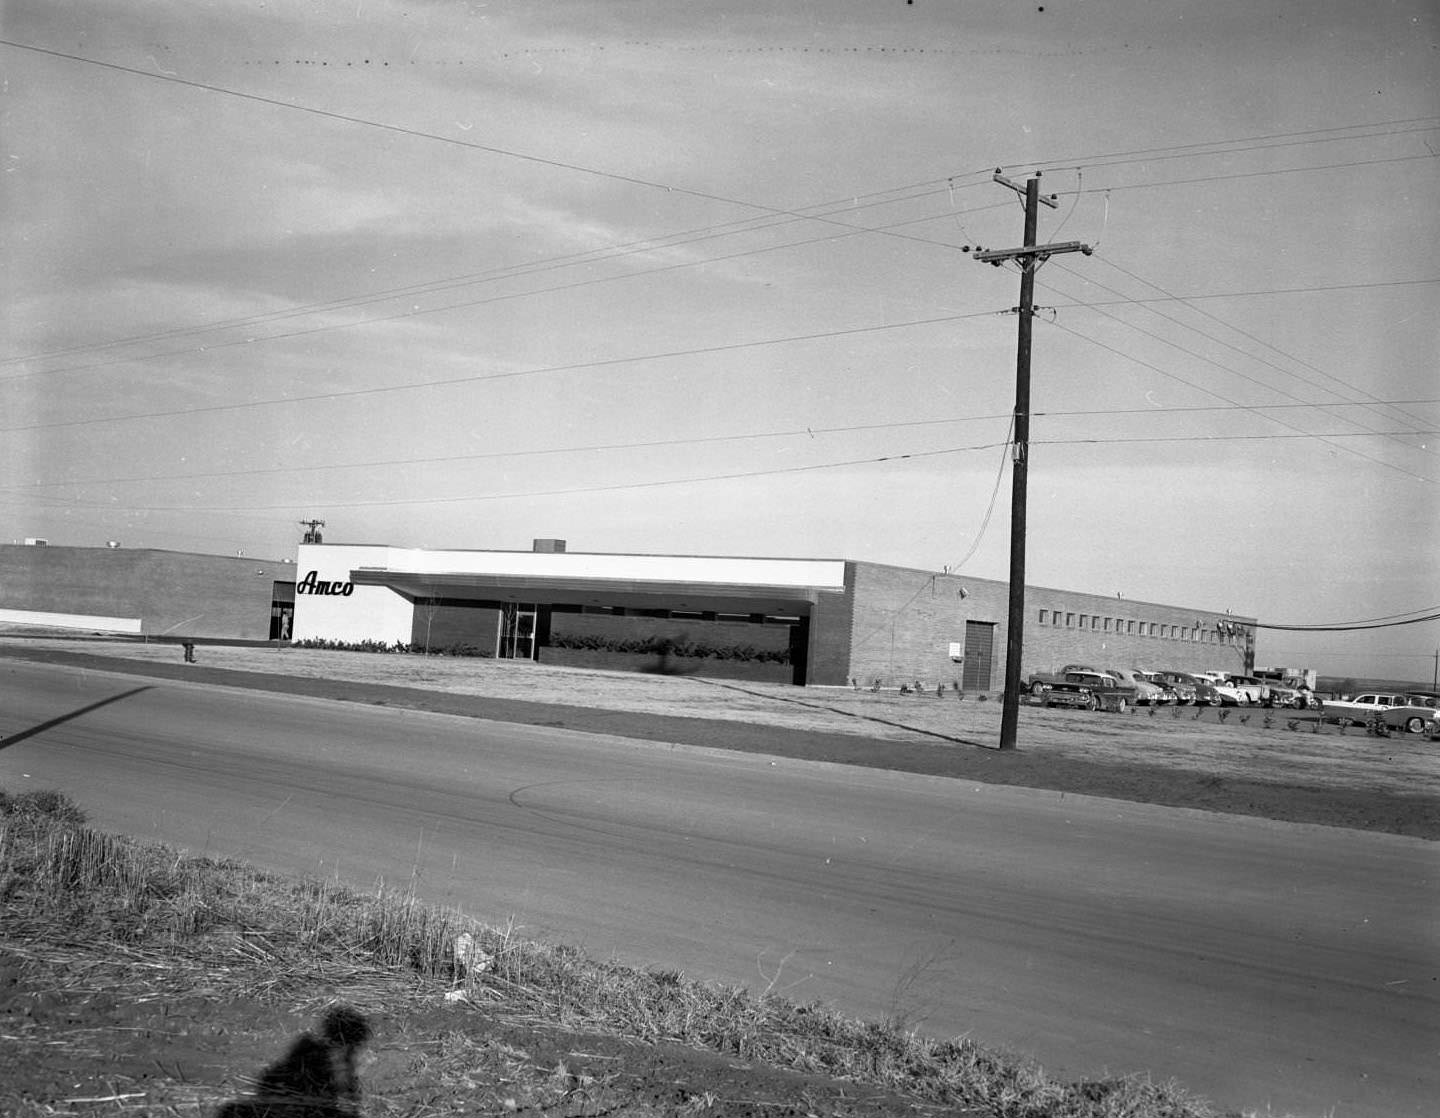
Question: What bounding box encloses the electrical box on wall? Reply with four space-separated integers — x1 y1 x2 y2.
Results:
949 642 964 663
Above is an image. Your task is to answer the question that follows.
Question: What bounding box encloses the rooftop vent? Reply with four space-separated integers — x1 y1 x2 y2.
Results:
532 538 567 553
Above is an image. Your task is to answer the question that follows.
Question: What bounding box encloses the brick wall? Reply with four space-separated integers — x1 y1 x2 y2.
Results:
841 562 1255 692
846 563 987 689
0 545 288 639
805 583 855 686
1021 587 1253 678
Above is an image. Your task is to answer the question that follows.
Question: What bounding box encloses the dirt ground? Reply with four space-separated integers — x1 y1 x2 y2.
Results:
0 942 948 1118
2 636 1436 840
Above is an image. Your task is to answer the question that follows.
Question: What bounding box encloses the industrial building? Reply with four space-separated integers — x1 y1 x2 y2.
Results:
1 539 1257 690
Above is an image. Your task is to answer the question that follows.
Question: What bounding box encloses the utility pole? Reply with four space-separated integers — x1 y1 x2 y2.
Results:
299 518 326 545
971 171 1092 750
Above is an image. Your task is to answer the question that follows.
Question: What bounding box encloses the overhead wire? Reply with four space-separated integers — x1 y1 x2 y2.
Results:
0 198 1009 387
1039 314 1436 484
0 307 1010 434
7 39 1438 520
17 426 1435 516
22 442 1015 513
3 45 1434 380
1015 116 1440 175
9 399 1432 492
1078 256 1439 432
0 177 991 373
1041 262 1437 454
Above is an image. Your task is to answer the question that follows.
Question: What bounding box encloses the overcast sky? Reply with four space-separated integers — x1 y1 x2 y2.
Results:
3 0 1437 680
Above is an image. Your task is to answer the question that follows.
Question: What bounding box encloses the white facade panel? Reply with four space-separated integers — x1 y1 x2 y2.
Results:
0 608 142 634
291 544 414 644
354 546 843 589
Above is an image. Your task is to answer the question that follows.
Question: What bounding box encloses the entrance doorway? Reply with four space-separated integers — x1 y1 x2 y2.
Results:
962 620 995 691
498 603 538 660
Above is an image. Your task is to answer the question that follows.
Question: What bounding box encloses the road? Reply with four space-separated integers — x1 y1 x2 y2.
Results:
1 658 1434 1118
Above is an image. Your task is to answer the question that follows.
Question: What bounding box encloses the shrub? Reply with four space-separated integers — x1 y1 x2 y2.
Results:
546 632 789 664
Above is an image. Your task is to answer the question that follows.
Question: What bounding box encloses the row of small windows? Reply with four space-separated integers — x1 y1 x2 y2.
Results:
1035 609 1246 642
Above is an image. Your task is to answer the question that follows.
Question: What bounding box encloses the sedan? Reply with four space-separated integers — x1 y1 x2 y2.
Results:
1106 668 1170 705
1226 675 1271 704
1381 695 1440 735
1153 671 1215 705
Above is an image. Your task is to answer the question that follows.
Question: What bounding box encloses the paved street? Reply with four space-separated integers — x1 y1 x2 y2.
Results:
2 658 1435 1117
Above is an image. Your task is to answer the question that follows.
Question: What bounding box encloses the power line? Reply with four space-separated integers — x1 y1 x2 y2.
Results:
4 46 1433 383
1 179 989 372
1015 116 1440 176
1014 121 1440 178
1042 264 1436 452
1079 258 1439 432
0 199 1009 387
1052 152 1439 194
30 423 1430 516
17 443 1012 513
0 38 779 212
1038 431 1436 445
1040 298 1437 484
13 400 1433 492
0 308 1008 434
1256 612 1440 633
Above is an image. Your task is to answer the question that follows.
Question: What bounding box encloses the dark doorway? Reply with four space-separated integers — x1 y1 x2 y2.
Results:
269 582 295 641
787 616 810 686
962 620 995 691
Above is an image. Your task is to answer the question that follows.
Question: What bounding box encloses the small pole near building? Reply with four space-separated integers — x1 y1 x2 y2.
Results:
971 170 1093 750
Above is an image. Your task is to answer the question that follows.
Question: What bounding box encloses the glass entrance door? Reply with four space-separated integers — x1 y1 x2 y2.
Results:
498 603 538 660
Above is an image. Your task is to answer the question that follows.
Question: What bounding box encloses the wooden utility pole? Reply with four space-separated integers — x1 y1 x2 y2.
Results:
971 171 1092 750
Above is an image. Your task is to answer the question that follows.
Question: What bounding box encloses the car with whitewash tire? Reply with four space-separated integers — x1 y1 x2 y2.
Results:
1324 693 1440 734
1384 694 1440 735
1321 692 1408 724
1033 670 1137 713
1025 664 1110 696
1225 675 1272 704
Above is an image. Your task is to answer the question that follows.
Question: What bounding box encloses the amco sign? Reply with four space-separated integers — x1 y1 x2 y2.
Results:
295 570 354 597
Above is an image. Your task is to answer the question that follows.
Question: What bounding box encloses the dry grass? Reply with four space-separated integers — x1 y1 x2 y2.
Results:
0 789 1226 1118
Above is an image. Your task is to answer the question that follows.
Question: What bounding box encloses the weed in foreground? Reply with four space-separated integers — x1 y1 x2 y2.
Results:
1 787 1224 1118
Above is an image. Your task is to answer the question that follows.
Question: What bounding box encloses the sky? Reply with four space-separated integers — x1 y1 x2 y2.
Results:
2 0 1437 682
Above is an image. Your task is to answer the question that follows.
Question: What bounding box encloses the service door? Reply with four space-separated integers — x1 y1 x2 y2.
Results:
962 620 995 691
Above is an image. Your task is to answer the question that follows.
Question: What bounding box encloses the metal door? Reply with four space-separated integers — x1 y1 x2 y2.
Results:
962 620 995 691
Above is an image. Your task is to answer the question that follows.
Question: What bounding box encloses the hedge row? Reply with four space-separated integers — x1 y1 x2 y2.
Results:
291 638 493 658
547 632 791 664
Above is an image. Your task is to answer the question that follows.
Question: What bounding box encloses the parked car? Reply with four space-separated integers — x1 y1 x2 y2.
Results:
1378 695 1440 734
1321 692 1408 723
1135 670 1180 704
1225 675 1271 704
1038 670 1137 713
1208 677 1248 705
1261 680 1306 708
1152 670 1210 704
1026 663 1112 696
1106 668 1169 705
1384 694 1440 734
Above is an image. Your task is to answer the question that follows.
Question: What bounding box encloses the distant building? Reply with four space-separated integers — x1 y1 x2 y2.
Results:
290 540 1255 688
0 540 1256 688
